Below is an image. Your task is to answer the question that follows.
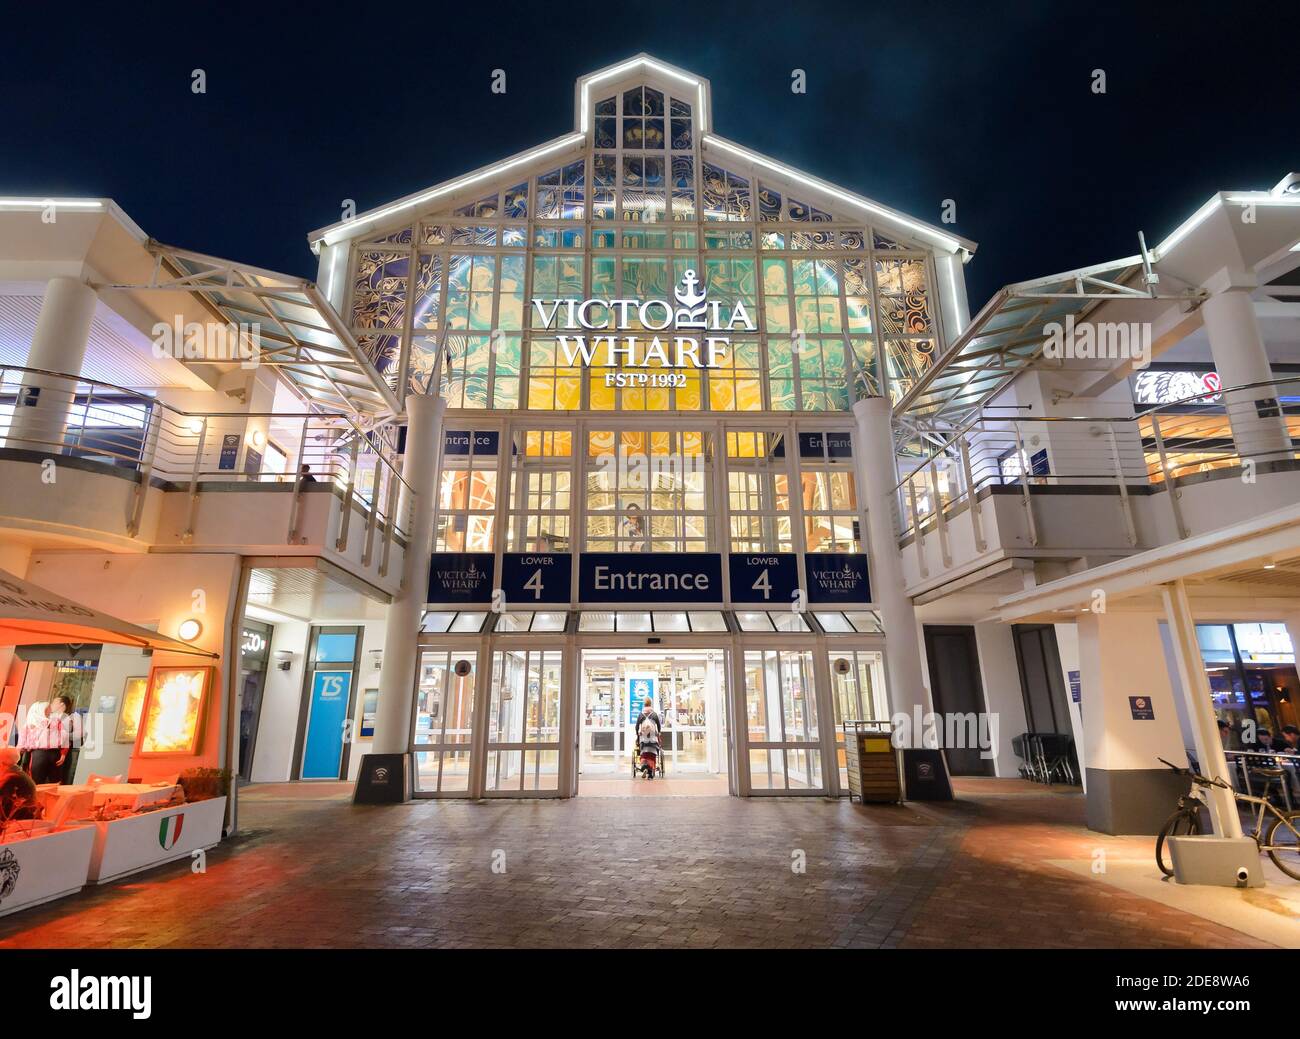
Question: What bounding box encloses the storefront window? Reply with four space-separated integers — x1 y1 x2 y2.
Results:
726 431 792 553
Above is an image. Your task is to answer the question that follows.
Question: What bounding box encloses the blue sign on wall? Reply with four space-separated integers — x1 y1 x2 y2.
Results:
804 553 872 604
579 553 723 603
1068 670 1081 704
729 553 800 605
427 552 495 604
501 552 572 604
628 675 657 723
219 433 240 471
443 429 499 455
798 431 854 458
302 670 352 780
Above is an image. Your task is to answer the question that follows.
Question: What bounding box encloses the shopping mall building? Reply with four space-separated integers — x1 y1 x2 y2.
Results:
3 56 1300 835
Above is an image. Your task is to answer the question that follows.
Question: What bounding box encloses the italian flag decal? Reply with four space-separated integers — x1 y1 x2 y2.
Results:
158 813 185 850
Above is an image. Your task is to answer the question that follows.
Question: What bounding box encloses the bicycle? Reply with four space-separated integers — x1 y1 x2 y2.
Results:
1155 757 1300 880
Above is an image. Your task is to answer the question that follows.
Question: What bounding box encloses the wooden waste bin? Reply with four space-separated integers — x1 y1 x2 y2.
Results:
843 720 903 804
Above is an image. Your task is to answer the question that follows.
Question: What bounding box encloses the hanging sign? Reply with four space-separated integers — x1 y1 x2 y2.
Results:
427 553 495 604
805 553 872 604
798 431 854 458
728 553 799 604
579 553 722 604
443 430 499 456
501 553 572 604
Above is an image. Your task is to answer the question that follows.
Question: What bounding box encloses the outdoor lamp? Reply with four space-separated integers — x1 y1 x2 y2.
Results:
177 618 203 641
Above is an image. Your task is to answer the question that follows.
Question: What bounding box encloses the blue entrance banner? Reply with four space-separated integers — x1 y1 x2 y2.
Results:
579 553 723 603
501 552 572 604
798 430 853 458
443 429 499 455
427 552 495 604
804 553 872 603
728 553 800 605
301 669 352 780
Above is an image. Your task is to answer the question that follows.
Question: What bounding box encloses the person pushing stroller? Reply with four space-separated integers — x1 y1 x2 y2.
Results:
634 697 663 779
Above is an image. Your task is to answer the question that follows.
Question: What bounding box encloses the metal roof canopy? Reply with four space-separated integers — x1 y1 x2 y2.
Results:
892 255 1204 429
103 241 400 418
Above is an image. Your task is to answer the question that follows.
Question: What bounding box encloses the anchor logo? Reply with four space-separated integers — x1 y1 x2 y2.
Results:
674 268 708 329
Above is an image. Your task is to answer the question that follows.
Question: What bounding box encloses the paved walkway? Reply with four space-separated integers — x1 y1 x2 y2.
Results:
0 781 1282 948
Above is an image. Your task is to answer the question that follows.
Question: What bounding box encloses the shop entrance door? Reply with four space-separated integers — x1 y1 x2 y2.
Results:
578 648 729 791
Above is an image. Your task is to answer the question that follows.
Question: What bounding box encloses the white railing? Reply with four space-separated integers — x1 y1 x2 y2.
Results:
892 375 1300 547
0 365 412 562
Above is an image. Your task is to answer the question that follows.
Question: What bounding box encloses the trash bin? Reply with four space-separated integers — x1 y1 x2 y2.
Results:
843 720 903 804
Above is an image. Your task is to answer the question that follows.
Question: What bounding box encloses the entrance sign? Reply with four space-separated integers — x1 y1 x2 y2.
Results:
805 553 872 604
443 430 499 455
798 431 853 458
427 552 495 604
532 269 755 388
580 553 723 603
501 552 572 604
729 553 799 604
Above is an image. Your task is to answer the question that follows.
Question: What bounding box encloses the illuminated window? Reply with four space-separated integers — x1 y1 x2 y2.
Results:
726 431 792 552
507 430 573 552
435 436 497 552
585 429 711 552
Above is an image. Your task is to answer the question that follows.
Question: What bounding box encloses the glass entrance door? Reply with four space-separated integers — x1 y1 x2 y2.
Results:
578 649 728 780
742 648 824 792
412 648 477 795
828 649 887 792
485 648 563 794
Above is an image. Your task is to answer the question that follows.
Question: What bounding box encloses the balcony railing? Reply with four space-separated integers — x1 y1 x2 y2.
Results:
0 365 412 564
891 374 1300 548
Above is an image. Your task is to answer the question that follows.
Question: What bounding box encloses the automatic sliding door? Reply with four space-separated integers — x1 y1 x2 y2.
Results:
743 649 824 793
486 648 563 795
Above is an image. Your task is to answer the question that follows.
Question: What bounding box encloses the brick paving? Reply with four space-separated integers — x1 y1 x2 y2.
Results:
0 782 1274 949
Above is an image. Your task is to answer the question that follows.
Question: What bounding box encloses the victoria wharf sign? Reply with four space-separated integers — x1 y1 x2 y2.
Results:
531 269 755 388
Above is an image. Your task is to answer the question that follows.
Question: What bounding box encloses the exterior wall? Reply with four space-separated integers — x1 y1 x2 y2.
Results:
972 622 1028 778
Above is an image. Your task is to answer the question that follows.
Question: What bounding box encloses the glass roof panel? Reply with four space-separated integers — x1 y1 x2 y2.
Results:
420 611 455 633
815 612 853 633
772 611 810 632
736 611 775 632
651 612 689 633
687 611 728 632
532 612 568 632
618 612 652 632
449 611 487 633
579 612 615 632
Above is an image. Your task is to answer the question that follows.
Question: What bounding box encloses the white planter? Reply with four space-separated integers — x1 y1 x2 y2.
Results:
0 825 96 918
87 796 227 884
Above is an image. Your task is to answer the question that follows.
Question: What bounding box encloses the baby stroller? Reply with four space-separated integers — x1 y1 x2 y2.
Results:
632 717 665 780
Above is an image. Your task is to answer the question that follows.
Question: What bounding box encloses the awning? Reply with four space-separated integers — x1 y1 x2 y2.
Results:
0 568 217 657
103 241 401 418
892 256 1184 428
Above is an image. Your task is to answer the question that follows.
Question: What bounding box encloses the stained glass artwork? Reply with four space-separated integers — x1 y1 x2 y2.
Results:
352 252 409 329
348 78 940 414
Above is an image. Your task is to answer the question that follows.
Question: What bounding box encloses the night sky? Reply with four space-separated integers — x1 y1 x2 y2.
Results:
2 1 1296 308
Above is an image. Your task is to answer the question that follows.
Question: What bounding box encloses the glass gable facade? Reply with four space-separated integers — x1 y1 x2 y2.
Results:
343 77 947 412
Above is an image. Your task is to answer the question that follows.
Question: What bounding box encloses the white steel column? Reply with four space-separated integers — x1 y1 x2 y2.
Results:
9 277 98 446
1201 286 1292 463
852 396 928 717
1160 580 1242 838
370 394 446 756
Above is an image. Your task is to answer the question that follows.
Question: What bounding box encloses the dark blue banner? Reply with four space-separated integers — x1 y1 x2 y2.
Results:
799 430 853 458
500 552 572 604
443 430 499 455
728 553 800 605
804 552 872 604
580 553 722 603
427 552 495 604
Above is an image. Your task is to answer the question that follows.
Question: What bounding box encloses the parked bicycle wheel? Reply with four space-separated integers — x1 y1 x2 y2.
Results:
1156 808 1201 877
1264 811 1300 880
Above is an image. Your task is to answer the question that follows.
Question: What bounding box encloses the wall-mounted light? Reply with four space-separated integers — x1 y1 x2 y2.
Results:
250 429 266 448
177 618 203 642
187 418 205 435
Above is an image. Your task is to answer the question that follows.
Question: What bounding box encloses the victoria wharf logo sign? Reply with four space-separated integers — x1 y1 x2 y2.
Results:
531 269 756 389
